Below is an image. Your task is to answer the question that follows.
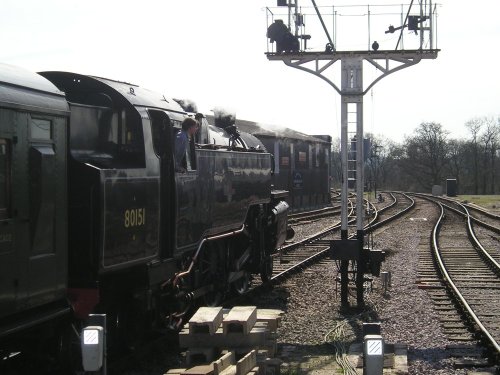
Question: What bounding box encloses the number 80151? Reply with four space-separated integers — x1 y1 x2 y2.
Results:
124 208 146 228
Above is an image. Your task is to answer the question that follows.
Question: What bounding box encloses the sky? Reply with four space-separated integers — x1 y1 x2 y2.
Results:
1 0 499 143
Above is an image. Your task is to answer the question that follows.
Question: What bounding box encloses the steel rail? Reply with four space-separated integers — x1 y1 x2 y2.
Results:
464 202 500 221
461 204 500 274
437 195 500 221
426 194 500 232
426 197 500 356
279 198 356 254
411 193 500 271
411 193 500 234
288 206 341 224
366 192 415 232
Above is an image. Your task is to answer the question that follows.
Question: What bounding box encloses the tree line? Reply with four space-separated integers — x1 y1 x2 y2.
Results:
330 116 500 195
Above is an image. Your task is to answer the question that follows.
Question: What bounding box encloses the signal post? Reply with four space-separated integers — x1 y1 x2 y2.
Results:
266 1 439 307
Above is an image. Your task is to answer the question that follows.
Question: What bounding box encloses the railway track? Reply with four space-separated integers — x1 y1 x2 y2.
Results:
288 205 341 224
414 193 500 364
418 194 500 266
366 192 414 231
266 191 415 285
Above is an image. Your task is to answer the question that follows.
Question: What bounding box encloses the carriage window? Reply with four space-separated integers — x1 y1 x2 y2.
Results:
31 118 52 140
0 139 11 220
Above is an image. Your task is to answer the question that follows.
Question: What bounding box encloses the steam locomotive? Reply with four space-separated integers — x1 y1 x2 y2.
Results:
0 63 291 364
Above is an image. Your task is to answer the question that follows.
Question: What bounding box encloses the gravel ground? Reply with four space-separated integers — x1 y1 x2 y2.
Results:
365 198 471 374
288 215 340 243
248 197 489 374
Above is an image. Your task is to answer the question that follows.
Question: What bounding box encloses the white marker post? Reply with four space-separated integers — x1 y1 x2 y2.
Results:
81 314 107 374
364 334 384 374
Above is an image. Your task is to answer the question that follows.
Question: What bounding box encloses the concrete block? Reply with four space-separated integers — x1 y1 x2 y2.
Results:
256 310 283 332
190 307 224 335
223 306 257 335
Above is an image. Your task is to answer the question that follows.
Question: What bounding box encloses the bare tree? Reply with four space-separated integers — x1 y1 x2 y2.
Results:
403 122 449 190
465 118 483 194
480 117 500 193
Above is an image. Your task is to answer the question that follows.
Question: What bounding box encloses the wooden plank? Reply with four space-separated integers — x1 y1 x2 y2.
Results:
236 350 257 375
223 306 257 335
190 307 224 335
213 351 235 375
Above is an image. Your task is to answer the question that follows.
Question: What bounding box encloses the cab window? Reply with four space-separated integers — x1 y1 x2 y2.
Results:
0 139 11 220
68 104 145 169
149 109 171 158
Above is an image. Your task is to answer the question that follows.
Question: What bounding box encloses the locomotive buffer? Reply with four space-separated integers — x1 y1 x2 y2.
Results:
266 0 439 307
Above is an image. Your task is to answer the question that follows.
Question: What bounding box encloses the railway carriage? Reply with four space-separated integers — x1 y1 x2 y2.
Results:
0 64 70 348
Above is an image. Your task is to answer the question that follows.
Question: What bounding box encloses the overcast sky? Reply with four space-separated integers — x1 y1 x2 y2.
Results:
1 0 499 142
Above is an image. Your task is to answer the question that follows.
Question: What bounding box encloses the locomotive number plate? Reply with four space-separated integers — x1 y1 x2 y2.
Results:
124 208 146 228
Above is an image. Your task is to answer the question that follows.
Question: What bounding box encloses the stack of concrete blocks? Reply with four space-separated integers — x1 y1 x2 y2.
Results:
172 306 283 375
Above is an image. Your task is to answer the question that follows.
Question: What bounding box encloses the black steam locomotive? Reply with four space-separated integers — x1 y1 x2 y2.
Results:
0 64 291 362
